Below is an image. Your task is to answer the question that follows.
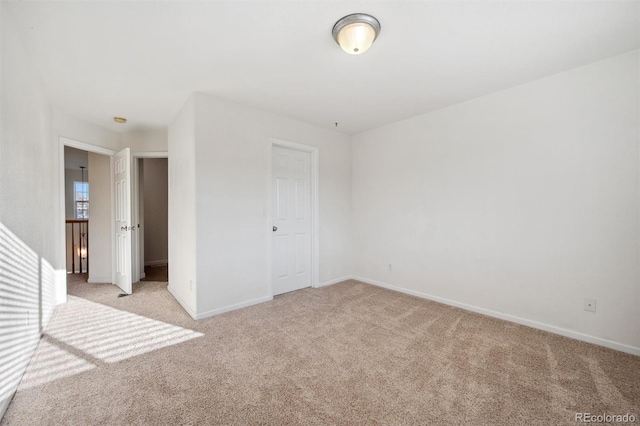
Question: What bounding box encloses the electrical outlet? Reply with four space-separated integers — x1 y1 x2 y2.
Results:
388 264 392 272
584 298 596 313
190 280 193 291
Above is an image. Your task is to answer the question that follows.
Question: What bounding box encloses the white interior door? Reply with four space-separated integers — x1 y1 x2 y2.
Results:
114 148 132 294
272 146 311 295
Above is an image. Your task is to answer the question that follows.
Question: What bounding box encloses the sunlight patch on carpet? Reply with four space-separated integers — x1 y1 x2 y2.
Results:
18 296 203 391
46 296 203 363
18 339 94 390
16 295 203 390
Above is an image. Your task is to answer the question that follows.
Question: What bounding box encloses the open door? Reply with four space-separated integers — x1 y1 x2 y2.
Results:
114 148 133 294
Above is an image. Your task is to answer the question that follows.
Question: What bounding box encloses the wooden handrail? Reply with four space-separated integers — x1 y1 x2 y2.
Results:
66 220 89 274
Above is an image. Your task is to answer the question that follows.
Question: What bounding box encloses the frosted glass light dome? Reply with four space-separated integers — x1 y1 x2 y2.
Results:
332 14 381 55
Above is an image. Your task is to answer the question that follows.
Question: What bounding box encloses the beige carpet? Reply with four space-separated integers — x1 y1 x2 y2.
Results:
2 277 639 425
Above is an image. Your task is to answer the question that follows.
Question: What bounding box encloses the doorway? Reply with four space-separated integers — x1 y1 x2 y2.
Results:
133 157 169 283
63 146 89 277
269 139 319 296
59 137 169 298
60 139 116 297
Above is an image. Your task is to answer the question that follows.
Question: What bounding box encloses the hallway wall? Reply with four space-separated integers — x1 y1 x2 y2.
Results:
143 158 168 266
88 152 112 283
0 4 58 417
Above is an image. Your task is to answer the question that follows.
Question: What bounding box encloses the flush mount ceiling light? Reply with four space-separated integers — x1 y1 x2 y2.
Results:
332 13 381 55
113 117 127 124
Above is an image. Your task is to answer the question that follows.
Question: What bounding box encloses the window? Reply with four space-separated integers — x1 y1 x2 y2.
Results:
74 181 89 219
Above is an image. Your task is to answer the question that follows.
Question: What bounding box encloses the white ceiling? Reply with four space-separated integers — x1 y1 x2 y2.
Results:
6 1 639 135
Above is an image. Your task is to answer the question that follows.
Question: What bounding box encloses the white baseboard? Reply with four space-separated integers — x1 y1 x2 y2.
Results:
167 285 197 320
195 295 273 320
145 260 168 267
140 273 146 279
352 276 640 356
0 334 40 421
168 286 271 321
54 269 67 305
0 394 11 422
317 275 354 288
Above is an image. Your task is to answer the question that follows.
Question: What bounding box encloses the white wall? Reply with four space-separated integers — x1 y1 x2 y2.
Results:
352 50 640 353
87 152 112 283
121 128 168 152
192 93 352 317
1 7 129 417
54 109 121 153
0 5 57 417
142 158 168 265
167 96 197 316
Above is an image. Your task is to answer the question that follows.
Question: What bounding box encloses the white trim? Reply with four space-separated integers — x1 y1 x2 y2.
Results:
267 138 319 297
54 269 67 305
311 151 319 289
317 275 353 287
195 295 273 320
145 260 168 267
59 140 66 289
0 395 11 422
60 137 116 156
167 285 197 320
172 284 271 321
353 276 640 356
0 334 40 420
131 151 168 158
266 142 274 297
59 137 118 299
110 156 116 285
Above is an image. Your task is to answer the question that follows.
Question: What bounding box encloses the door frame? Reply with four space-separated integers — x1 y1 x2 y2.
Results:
58 137 117 296
131 151 168 284
59 139 169 295
267 138 319 297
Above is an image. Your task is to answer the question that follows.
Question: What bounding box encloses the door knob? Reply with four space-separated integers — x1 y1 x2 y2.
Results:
273 226 278 232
